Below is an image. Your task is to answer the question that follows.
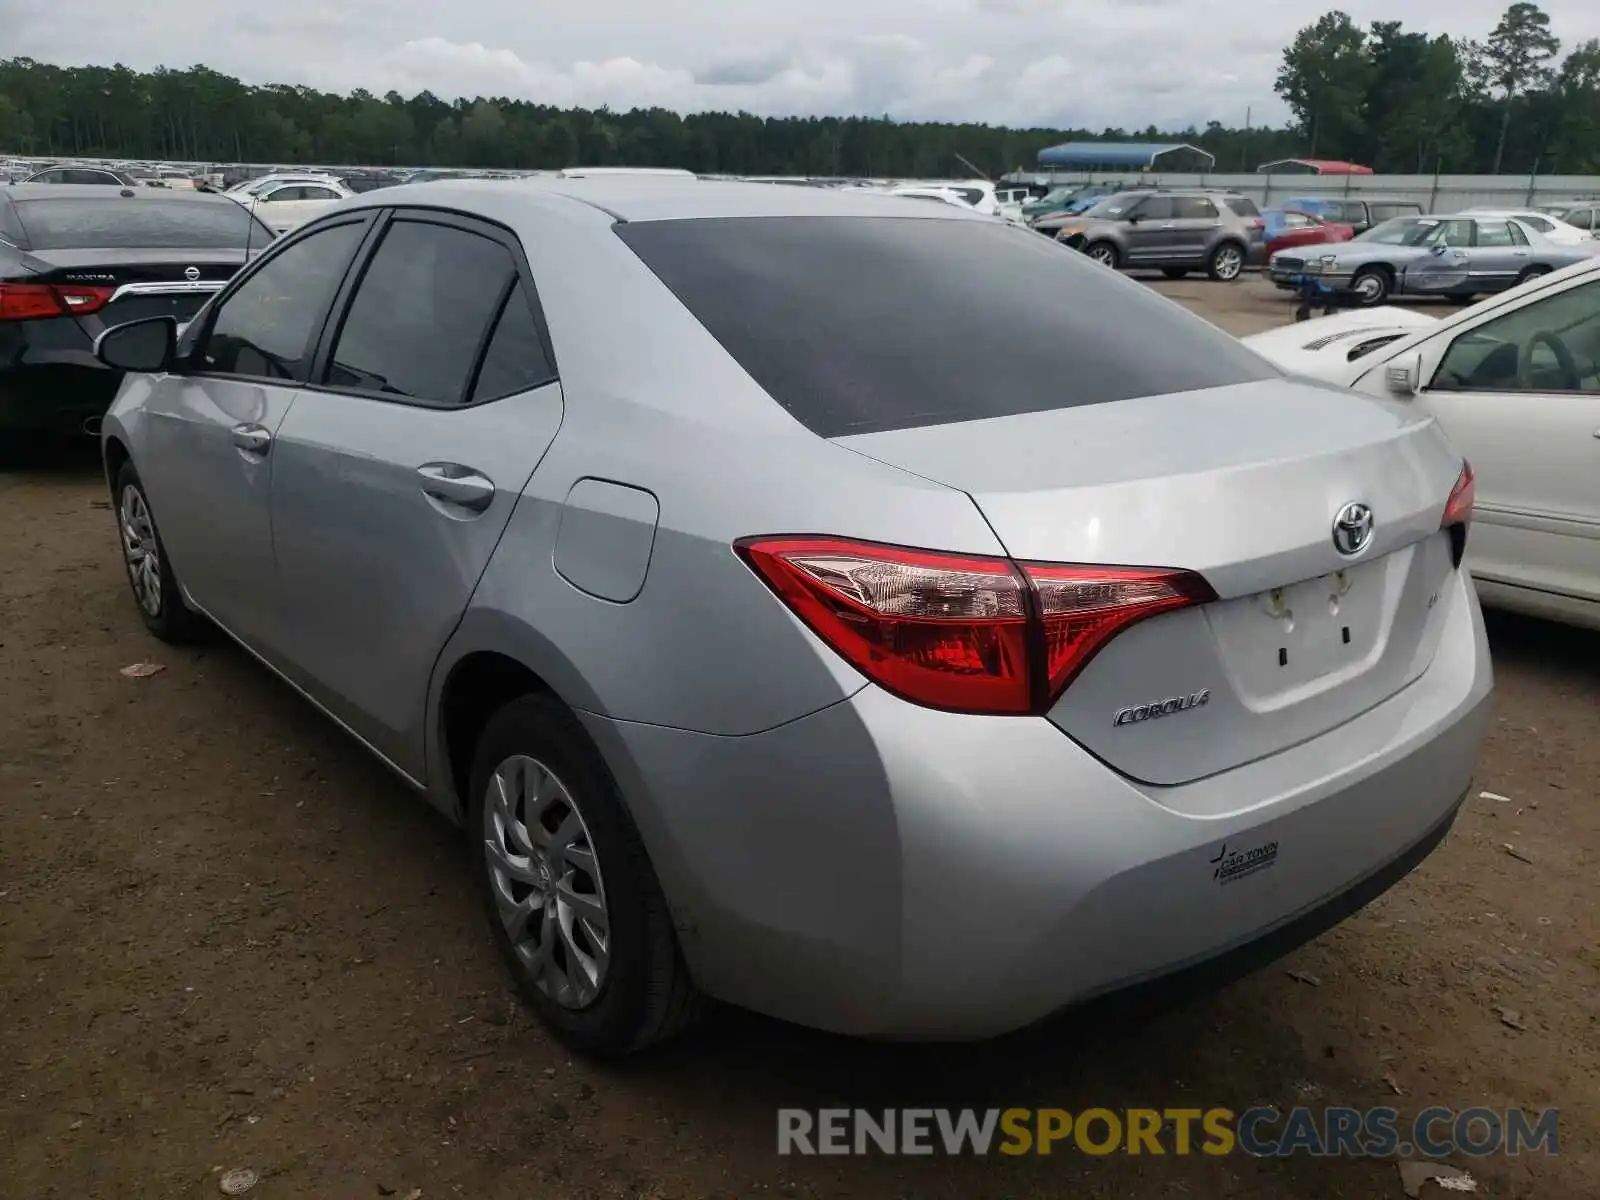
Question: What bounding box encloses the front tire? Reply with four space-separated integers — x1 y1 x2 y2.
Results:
114 462 198 643
1351 267 1392 306
1207 241 1245 281
1084 241 1120 269
468 693 702 1056
1160 267 1189 280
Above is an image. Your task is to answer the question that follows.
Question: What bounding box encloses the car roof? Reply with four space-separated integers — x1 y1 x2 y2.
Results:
339 177 986 223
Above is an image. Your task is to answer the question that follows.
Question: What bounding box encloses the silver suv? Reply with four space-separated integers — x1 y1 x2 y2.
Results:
1035 189 1263 281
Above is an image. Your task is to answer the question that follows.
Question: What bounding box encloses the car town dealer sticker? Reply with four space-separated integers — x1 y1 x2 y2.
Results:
1210 840 1281 885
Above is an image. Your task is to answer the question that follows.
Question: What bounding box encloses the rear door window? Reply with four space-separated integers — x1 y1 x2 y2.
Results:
616 216 1276 437
323 218 518 406
1134 196 1178 220
1176 197 1218 219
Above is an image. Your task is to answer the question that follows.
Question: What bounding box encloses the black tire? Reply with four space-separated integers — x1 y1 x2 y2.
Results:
1206 241 1246 282
1516 265 1551 286
467 693 703 1056
113 461 199 643
1351 267 1392 307
1447 294 1477 306
1083 241 1120 269
1160 267 1189 280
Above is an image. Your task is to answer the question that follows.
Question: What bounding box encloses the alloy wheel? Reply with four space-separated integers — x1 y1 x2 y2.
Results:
119 484 162 617
1354 273 1386 303
483 754 610 1010
1089 244 1116 267
1212 245 1243 280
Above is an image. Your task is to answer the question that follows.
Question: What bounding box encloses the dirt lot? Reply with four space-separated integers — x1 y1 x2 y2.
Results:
2 277 1597 1199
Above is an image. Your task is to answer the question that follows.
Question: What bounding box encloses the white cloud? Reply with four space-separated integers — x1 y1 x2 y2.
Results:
4 0 1600 129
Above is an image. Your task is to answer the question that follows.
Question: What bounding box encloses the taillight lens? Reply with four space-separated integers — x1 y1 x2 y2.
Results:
735 535 1214 715
0 282 115 321
1441 460 1475 567
1442 460 1475 528
1025 563 1218 699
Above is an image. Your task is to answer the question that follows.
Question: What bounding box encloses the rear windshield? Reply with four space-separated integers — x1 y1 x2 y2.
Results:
13 197 275 250
616 216 1276 437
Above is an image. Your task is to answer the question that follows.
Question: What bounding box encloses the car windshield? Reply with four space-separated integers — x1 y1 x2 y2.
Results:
1037 188 1074 205
1357 217 1437 245
617 215 1275 437
13 196 277 250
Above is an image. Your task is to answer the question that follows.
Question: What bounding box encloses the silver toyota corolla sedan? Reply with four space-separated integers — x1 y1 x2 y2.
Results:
94 178 1493 1055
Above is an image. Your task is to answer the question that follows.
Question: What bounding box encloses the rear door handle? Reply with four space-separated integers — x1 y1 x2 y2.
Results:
417 463 495 512
231 423 271 456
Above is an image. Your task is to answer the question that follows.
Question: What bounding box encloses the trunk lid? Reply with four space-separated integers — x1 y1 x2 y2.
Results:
28 248 250 328
834 378 1465 785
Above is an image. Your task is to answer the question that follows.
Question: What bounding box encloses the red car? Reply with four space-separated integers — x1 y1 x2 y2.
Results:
1263 208 1356 257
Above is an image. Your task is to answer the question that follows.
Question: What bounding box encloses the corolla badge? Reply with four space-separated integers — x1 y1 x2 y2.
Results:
1332 501 1374 556
1113 689 1211 727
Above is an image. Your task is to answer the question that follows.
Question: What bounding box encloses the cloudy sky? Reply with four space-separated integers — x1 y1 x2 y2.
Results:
5 0 1600 129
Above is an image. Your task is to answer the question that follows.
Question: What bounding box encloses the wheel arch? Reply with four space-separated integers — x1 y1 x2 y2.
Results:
426 609 609 825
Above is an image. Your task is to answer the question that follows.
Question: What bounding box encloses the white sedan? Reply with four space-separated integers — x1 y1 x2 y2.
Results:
1244 262 1600 631
1459 208 1595 245
241 178 355 234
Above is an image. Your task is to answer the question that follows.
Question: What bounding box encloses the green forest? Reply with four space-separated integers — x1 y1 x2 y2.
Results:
1 2 1597 176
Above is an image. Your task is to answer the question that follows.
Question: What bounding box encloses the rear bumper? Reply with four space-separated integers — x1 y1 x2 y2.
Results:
0 366 121 434
582 564 1492 1040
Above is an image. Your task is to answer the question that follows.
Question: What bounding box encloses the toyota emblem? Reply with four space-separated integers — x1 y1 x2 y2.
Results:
1332 501 1375 557
184 266 201 281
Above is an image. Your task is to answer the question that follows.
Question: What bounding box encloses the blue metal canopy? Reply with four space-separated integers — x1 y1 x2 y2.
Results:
1036 141 1216 169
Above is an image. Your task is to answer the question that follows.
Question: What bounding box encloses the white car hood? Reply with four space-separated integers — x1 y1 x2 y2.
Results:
1242 307 1441 382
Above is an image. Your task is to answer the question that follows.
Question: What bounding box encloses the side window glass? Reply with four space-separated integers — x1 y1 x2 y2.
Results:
470 281 557 403
1429 220 1472 247
324 219 515 406
1432 279 1600 394
305 187 340 201
1176 197 1217 219
1136 196 1176 220
263 187 296 202
1508 221 1530 246
199 221 365 380
1474 222 1515 248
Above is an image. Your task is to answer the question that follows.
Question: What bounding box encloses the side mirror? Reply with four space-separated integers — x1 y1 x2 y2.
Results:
1384 352 1422 396
1126 213 1143 225
1429 243 1448 256
95 316 178 373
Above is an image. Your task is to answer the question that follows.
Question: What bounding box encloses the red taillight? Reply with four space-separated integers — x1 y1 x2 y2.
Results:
1442 460 1475 567
1442 460 1475 529
735 535 1214 715
0 282 115 321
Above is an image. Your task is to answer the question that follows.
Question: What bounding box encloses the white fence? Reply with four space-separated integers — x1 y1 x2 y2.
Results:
998 171 1600 213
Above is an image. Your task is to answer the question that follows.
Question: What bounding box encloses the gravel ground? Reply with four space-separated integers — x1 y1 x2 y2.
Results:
2 277 1596 1199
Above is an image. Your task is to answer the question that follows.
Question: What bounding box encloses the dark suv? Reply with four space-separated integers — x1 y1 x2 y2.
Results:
1033 189 1264 281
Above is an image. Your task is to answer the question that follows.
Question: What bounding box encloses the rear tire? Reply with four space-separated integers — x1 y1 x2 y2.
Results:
1160 267 1189 280
1084 241 1120 269
1516 265 1551 286
1206 241 1245 282
1351 267 1392 306
1447 294 1477 306
114 461 199 644
467 693 703 1057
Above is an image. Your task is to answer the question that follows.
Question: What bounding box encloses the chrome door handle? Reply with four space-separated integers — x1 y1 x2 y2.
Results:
1158 222 1176 229
231 423 271 456
417 463 495 512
